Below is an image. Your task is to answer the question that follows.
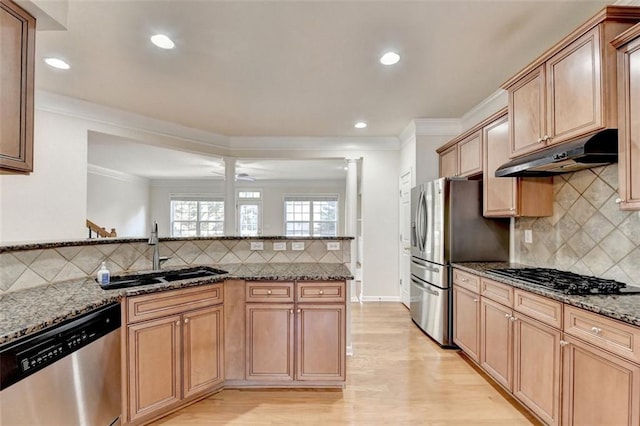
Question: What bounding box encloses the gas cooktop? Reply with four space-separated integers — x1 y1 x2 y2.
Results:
485 267 640 295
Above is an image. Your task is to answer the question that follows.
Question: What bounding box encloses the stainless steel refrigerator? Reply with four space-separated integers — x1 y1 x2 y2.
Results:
410 177 509 346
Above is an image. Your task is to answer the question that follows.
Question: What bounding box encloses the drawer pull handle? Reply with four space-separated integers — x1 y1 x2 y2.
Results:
505 313 511 319
461 278 469 282
297 308 301 313
510 316 517 322
560 340 569 347
319 290 324 295
473 298 479 303
615 198 624 204
267 290 272 295
537 138 544 144
591 327 602 334
289 309 293 314
184 318 189 324
175 321 180 326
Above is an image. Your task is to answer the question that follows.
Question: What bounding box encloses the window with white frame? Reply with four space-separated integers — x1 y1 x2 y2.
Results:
170 196 224 237
238 190 262 236
284 195 339 237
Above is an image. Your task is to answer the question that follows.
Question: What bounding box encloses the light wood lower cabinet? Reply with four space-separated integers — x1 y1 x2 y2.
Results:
453 285 480 363
562 335 640 426
246 303 295 381
245 281 347 384
123 285 224 425
480 297 513 391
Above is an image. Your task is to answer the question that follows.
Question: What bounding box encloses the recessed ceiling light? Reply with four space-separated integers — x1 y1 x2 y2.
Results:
43 57 70 70
354 122 367 129
150 34 175 49
380 51 400 66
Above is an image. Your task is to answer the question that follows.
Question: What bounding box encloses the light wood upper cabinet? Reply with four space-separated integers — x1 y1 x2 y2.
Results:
483 111 553 217
503 8 640 160
438 145 458 178
509 66 546 157
614 22 640 210
0 0 35 174
437 131 482 178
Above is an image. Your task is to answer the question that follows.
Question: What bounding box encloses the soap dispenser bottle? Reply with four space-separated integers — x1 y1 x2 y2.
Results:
97 261 110 284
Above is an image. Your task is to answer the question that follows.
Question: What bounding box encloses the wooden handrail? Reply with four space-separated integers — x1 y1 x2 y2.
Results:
86 219 117 238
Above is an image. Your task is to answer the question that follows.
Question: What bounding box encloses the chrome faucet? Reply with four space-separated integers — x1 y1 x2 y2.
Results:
148 221 169 270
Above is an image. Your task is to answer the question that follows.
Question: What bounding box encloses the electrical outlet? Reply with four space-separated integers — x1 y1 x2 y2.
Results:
327 242 340 251
250 241 264 251
273 242 286 251
291 242 305 251
524 229 533 244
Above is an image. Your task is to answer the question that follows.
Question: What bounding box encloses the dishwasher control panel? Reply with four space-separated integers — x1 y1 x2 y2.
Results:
0 303 121 390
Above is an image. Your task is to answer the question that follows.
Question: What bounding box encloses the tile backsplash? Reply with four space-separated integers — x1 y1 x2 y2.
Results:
514 164 639 286
0 239 351 294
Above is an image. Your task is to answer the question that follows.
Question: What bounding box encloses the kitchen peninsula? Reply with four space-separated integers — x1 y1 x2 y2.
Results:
0 236 353 425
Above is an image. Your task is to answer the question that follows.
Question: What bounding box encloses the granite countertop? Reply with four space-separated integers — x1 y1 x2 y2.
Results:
0 263 353 346
453 262 640 327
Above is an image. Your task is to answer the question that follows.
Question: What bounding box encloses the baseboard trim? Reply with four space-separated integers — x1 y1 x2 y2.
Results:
360 296 401 302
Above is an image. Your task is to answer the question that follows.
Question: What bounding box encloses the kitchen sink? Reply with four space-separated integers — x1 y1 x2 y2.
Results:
98 266 228 290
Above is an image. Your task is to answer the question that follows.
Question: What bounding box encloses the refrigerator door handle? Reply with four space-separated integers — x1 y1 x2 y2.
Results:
410 257 440 273
415 190 425 253
410 277 440 296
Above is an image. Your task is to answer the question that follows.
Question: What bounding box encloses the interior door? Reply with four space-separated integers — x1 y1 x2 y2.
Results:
399 170 411 307
238 200 261 236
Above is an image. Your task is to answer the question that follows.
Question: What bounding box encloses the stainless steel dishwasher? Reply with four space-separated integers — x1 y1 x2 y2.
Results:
0 303 121 425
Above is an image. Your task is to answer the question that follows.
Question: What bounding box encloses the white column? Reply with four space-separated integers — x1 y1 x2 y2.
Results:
345 158 358 356
224 157 236 236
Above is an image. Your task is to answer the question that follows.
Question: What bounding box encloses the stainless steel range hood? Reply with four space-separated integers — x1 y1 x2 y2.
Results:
495 129 618 177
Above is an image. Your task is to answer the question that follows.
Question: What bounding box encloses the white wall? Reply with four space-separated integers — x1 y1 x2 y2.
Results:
416 134 453 184
0 109 88 243
87 167 150 237
359 150 400 299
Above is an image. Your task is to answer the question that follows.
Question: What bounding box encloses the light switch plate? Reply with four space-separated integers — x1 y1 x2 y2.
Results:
327 242 340 251
524 229 533 244
291 242 305 251
273 242 286 251
250 241 264 251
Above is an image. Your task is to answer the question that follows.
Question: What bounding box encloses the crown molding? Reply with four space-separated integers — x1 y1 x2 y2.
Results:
460 89 508 131
36 91 231 150
87 164 149 184
228 136 400 151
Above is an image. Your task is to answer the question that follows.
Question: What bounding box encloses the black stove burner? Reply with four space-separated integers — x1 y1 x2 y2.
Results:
485 267 640 295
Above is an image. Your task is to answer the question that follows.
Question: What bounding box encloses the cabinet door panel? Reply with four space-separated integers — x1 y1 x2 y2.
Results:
127 315 182 421
296 304 346 381
483 114 517 216
439 145 458 178
618 33 640 210
458 132 482 177
183 305 224 398
509 67 545 157
563 336 640 426
246 304 294 381
513 315 561 426
548 27 602 144
480 297 512 390
0 0 34 173
453 286 480 362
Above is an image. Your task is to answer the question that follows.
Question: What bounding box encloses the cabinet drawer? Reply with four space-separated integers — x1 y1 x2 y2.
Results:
127 283 223 324
296 281 346 303
513 289 562 329
453 269 480 293
564 305 640 364
481 278 514 307
246 282 294 302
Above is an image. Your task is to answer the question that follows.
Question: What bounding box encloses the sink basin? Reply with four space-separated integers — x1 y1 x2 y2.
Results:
98 266 228 290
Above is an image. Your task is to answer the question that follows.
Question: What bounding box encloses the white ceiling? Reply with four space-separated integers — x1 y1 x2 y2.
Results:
35 0 612 139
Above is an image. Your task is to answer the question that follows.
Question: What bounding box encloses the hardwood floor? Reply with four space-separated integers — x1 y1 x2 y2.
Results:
153 302 538 425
